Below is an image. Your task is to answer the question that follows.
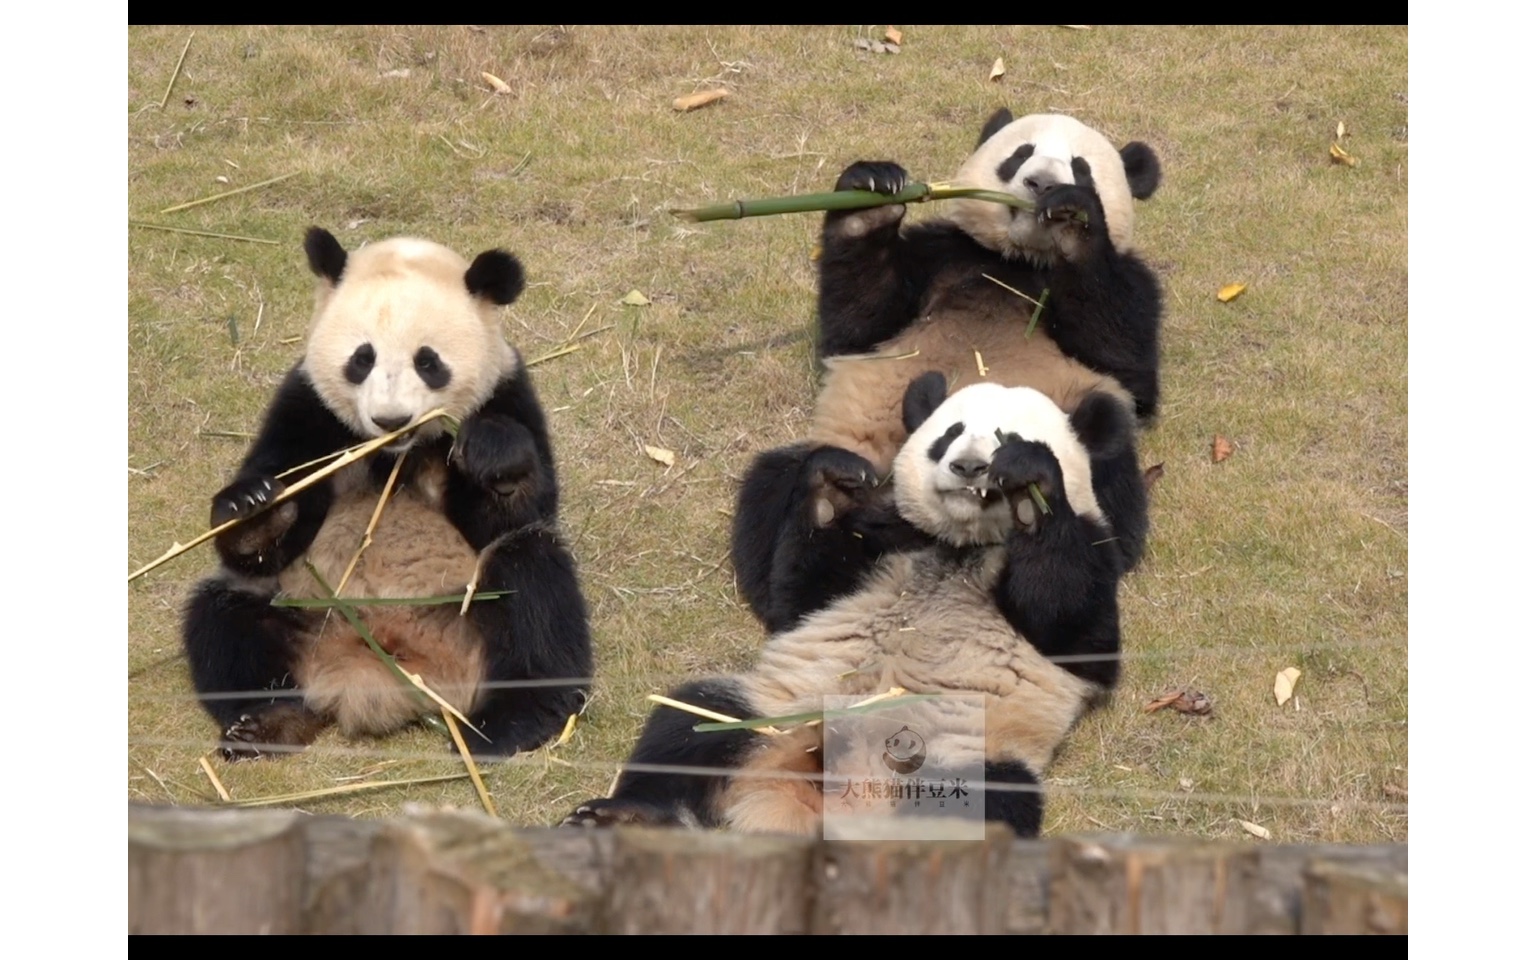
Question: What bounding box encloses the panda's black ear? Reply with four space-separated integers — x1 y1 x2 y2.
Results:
1119 142 1161 200
304 227 347 284
1069 391 1135 460
977 108 1014 148
902 371 949 433
465 250 525 305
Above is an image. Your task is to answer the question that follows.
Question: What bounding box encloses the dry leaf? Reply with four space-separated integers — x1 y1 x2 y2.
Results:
989 57 1006 81
885 26 903 45
1172 691 1213 715
619 289 651 306
1142 462 1165 492
644 445 676 468
974 350 988 377
1178 777 1194 791
1329 142 1359 167
1142 690 1184 713
1336 120 1346 139
673 88 729 112
810 244 822 261
1238 819 1272 840
1217 282 1247 302
1274 667 1301 706
1212 435 1234 463
1144 689 1213 716
1059 24 1091 30
481 71 511 94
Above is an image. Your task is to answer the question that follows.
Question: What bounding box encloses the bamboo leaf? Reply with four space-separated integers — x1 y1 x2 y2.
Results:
692 693 941 732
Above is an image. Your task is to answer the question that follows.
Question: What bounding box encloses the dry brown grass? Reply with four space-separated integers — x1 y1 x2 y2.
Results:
128 25 1406 844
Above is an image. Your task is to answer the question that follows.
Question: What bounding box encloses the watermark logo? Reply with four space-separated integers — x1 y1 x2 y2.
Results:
821 693 986 841
882 725 926 774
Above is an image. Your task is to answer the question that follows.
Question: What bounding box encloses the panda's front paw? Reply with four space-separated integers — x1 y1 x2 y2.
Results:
1036 183 1107 262
835 161 909 196
451 415 541 497
219 705 325 762
805 447 883 528
211 475 285 527
211 476 297 568
828 161 910 237
988 438 1067 532
559 799 686 829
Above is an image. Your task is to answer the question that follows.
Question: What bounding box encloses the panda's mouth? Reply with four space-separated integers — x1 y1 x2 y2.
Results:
942 483 1004 507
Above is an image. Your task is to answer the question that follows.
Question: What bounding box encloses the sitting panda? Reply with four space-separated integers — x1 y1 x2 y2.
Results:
733 109 1162 634
562 375 1129 838
181 228 593 761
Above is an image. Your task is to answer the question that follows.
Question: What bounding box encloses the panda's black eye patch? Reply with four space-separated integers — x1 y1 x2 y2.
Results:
927 422 965 462
413 346 451 390
344 343 375 385
995 144 1035 184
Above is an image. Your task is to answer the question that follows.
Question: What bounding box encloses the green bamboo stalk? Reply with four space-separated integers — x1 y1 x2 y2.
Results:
672 182 1033 222
272 590 512 609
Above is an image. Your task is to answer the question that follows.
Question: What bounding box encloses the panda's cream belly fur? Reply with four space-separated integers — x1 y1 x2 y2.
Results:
722 547 1096 834
808 304 1133 476
275 460 486 735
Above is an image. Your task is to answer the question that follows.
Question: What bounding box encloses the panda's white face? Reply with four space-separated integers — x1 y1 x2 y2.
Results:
303 238 517 450
948 113 1143 263
891 382 1102 546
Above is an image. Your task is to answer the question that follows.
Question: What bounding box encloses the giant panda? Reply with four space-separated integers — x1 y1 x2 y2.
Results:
561 375 1129 838
733 109 1162 634
181 227 593 761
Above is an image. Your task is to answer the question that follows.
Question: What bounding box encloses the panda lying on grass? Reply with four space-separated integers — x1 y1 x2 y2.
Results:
564 375 1130 837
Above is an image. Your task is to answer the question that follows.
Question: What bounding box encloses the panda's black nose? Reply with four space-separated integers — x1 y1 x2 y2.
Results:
372 414 412 432
949 457 988 480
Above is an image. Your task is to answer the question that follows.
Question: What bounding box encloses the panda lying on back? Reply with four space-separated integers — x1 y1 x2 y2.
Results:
733 109 1162 634
182 228 592 761
562 375 1129 837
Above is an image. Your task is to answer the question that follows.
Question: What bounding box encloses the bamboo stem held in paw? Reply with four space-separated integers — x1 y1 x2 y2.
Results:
670 183 1032 222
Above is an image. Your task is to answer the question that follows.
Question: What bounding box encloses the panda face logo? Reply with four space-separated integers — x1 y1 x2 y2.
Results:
882 725 927 775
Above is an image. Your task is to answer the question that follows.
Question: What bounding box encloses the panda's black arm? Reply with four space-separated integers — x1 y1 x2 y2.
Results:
733 444 929 632
443 367 561 551
987 437 1124 691
994 512 1124 691
1042 250 1163 421
816 162 953 359
211 366 356 576
464 522 593 757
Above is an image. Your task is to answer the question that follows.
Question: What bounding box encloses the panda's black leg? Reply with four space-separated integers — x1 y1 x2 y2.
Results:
885 759 1043 838
182 578 331 760
980 760 1045 838
561 679 760 828
988 437 1124 691
732 443 924 633
463 522 593 759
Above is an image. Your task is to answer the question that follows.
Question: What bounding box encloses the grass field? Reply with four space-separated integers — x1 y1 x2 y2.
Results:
127 25 1407 843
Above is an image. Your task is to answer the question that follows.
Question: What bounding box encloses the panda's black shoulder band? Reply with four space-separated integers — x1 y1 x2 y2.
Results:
465 250 525 305
303 227 347 284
